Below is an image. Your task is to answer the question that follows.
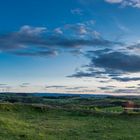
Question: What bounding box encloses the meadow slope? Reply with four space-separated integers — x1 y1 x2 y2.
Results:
0 102 140 140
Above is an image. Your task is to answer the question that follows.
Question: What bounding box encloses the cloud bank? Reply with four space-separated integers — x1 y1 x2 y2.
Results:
0 24 119 57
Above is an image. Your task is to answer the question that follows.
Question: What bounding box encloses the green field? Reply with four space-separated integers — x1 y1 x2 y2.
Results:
0 94 140 140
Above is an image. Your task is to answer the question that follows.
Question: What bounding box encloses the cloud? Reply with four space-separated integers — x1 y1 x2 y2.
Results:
69 48 140 82
19 25 47 36
0 25 119 57
19 85 28 88
45 85 67 89
71 8 83 15
79 0 140 8
68 71 93 78
0 84 11 89
19 83 30 88
21 83 30 85
105 0 140 8
54 28 63 35
105 0 123 3
0 25 47 51
0 84 8 86
66 89 96 93
65 86 87 90
126 86 136 88
112 77 140 82
98 86 115 90
112 88 140 94
91 52 140 73
68 70 107 78
69 49 83 56
64 23 88 35
64 22 99 38
127 42 140 52
56 38 117 48
13 50 58 57
85 48 112 58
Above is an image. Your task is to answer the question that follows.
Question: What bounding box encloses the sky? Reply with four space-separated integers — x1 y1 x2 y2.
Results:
1 0 140 95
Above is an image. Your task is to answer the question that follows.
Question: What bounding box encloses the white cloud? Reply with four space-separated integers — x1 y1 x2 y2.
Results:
54 28 63 34
105 0 123 3
92 31 101 39
71 8 83 15
105 0 140 8
77 24 87 34
19 25 47 36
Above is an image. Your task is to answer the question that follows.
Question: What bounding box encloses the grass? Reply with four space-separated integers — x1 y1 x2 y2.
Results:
0 103 140 140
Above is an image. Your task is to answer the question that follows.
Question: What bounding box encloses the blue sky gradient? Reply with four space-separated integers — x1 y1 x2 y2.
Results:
1 0 140 95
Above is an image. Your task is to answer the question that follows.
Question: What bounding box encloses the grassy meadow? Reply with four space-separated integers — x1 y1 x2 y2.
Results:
0 93 140 140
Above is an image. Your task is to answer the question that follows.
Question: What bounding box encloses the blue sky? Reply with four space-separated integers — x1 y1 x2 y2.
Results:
1 0 140 95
